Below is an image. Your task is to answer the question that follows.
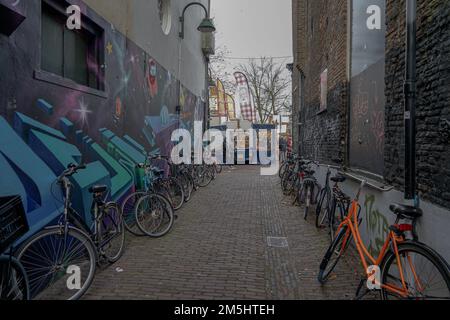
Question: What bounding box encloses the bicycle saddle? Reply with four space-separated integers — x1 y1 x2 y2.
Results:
88 185 108 194
331 175 346 183
389 204 423 219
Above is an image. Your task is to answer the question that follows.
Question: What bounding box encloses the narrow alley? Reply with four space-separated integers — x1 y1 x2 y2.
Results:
84 166 365 300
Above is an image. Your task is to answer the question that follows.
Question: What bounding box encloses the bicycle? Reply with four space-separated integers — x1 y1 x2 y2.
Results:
147 154 185 211
16 163 125 300
295 161 319 220
315 165 333 228
280 156 305 196
316 170 352 242
122 161 175 238
318 181 450 300
0 196 30 300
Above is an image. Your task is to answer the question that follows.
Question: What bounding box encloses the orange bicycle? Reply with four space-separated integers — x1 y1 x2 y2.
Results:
318 181 450 300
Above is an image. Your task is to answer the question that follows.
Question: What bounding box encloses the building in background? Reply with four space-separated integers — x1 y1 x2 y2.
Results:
0 0 212 241
291 0 450 259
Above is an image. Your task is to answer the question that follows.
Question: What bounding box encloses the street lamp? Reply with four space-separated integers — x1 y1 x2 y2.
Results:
179 2 216 39
179 1 216 132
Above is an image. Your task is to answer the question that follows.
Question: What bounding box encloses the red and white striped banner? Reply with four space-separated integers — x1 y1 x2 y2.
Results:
234 72 255 122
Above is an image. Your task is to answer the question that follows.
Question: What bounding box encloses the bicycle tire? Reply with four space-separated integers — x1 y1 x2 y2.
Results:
318 225 350 284
121 191 146 236
304 186 312 220
135 193 174 238
0 255 29 300
316 188 331 229
380 242 450 300
180 173 193 203
279 162 288 179
17 227 96 300
167 177 185 211
99 202 125 263
197 167 213 187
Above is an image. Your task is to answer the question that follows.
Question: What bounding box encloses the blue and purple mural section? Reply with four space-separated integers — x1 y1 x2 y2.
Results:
0 0 205 244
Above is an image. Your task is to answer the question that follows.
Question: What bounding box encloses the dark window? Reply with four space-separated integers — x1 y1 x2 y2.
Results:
349 0 386 176
41 1 103 90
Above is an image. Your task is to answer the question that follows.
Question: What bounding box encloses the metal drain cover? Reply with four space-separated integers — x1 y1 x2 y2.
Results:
267 237 289 248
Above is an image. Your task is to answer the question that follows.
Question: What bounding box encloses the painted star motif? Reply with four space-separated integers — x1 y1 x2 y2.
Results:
74 98 92 128
106 42 113 55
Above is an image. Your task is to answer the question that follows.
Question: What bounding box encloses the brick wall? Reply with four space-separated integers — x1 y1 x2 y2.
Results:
292 0 348 162
385 0 450 208
292 0 450 208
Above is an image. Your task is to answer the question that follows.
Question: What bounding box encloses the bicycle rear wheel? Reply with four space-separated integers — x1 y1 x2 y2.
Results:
318 225 350 284
17 227 96 300
99 202 125 263
135 193 174 237
380 242 450 300
0 255 29 300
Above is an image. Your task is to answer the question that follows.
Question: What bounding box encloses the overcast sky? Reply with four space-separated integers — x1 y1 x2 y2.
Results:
211 0 293 65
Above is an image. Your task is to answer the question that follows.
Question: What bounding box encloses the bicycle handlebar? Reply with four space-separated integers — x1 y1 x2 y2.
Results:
58 163 86 182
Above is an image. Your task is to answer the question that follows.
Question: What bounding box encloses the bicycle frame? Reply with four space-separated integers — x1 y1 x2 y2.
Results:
58 178 115 258
338 198 421 298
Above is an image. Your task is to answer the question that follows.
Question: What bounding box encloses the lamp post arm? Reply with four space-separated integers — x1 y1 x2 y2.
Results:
180 2 209 39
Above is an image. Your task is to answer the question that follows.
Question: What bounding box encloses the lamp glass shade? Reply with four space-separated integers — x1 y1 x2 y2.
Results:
197 18 216 33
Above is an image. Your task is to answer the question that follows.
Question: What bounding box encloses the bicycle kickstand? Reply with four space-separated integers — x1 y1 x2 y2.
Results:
353 278 371 300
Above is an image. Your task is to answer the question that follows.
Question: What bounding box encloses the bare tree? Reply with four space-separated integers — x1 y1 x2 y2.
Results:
209 45 236 94
237 57 291 123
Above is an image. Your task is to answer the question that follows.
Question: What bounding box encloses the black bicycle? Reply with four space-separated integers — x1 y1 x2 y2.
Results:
0 196 30 300
16 164 125 300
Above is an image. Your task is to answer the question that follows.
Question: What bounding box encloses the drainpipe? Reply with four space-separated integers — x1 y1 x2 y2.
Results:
404 0 417 200
205 0 211 132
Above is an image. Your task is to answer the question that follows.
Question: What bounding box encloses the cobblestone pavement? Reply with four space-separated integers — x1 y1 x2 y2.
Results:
84 166 372 300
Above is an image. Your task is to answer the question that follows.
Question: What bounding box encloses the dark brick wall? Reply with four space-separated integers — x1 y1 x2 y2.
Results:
292 0 348 162
292 0 450 209
385 0 450 208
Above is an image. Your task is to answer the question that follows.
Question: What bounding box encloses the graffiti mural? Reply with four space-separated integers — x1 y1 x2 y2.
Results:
364 194 390 256
0 0 202 244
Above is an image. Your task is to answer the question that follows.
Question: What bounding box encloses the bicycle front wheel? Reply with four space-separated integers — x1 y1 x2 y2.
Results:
380 242 450 300
318 225 350 284
197 167 213 187
0 255 29 300
17 227 96 300
316 189 331 229
304 186 312 220
167 177 185 211
135 193 174 237
121 192 146 236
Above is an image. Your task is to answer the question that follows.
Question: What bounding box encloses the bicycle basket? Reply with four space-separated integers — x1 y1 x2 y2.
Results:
0 196 29 253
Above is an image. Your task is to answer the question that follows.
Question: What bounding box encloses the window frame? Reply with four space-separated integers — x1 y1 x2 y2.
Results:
35 0 107 98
